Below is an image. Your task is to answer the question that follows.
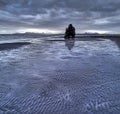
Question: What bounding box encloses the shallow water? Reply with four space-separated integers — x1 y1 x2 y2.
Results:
0 35 120 114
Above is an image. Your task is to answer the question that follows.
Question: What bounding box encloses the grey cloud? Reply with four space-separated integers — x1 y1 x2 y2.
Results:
0 0 120 33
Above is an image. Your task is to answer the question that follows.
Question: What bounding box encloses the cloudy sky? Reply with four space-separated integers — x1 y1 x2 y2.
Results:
0 0 120 34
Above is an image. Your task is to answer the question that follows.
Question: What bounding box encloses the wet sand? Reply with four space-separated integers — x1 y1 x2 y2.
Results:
0 36 120 114
0 42 31 51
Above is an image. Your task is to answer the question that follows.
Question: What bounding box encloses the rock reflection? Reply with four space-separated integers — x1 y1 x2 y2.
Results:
65 39 75 50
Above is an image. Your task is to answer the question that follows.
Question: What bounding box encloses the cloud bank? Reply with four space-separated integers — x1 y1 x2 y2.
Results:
0 0 120 33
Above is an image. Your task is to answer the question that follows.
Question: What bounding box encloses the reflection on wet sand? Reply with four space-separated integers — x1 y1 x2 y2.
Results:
0 35 120 114
65 39 75 50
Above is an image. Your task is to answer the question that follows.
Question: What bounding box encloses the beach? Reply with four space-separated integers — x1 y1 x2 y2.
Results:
0 34 120 114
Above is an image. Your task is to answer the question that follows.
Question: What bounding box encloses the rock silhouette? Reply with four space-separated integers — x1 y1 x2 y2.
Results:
64 24 75 39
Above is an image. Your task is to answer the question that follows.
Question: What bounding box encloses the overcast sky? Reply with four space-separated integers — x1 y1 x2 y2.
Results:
0 0 120 34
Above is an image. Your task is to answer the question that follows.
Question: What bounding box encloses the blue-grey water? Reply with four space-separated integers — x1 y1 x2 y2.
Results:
0 35 120 114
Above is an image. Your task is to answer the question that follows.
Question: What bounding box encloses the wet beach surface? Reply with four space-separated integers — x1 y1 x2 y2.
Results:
0 35 120 114
0 42 31 51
